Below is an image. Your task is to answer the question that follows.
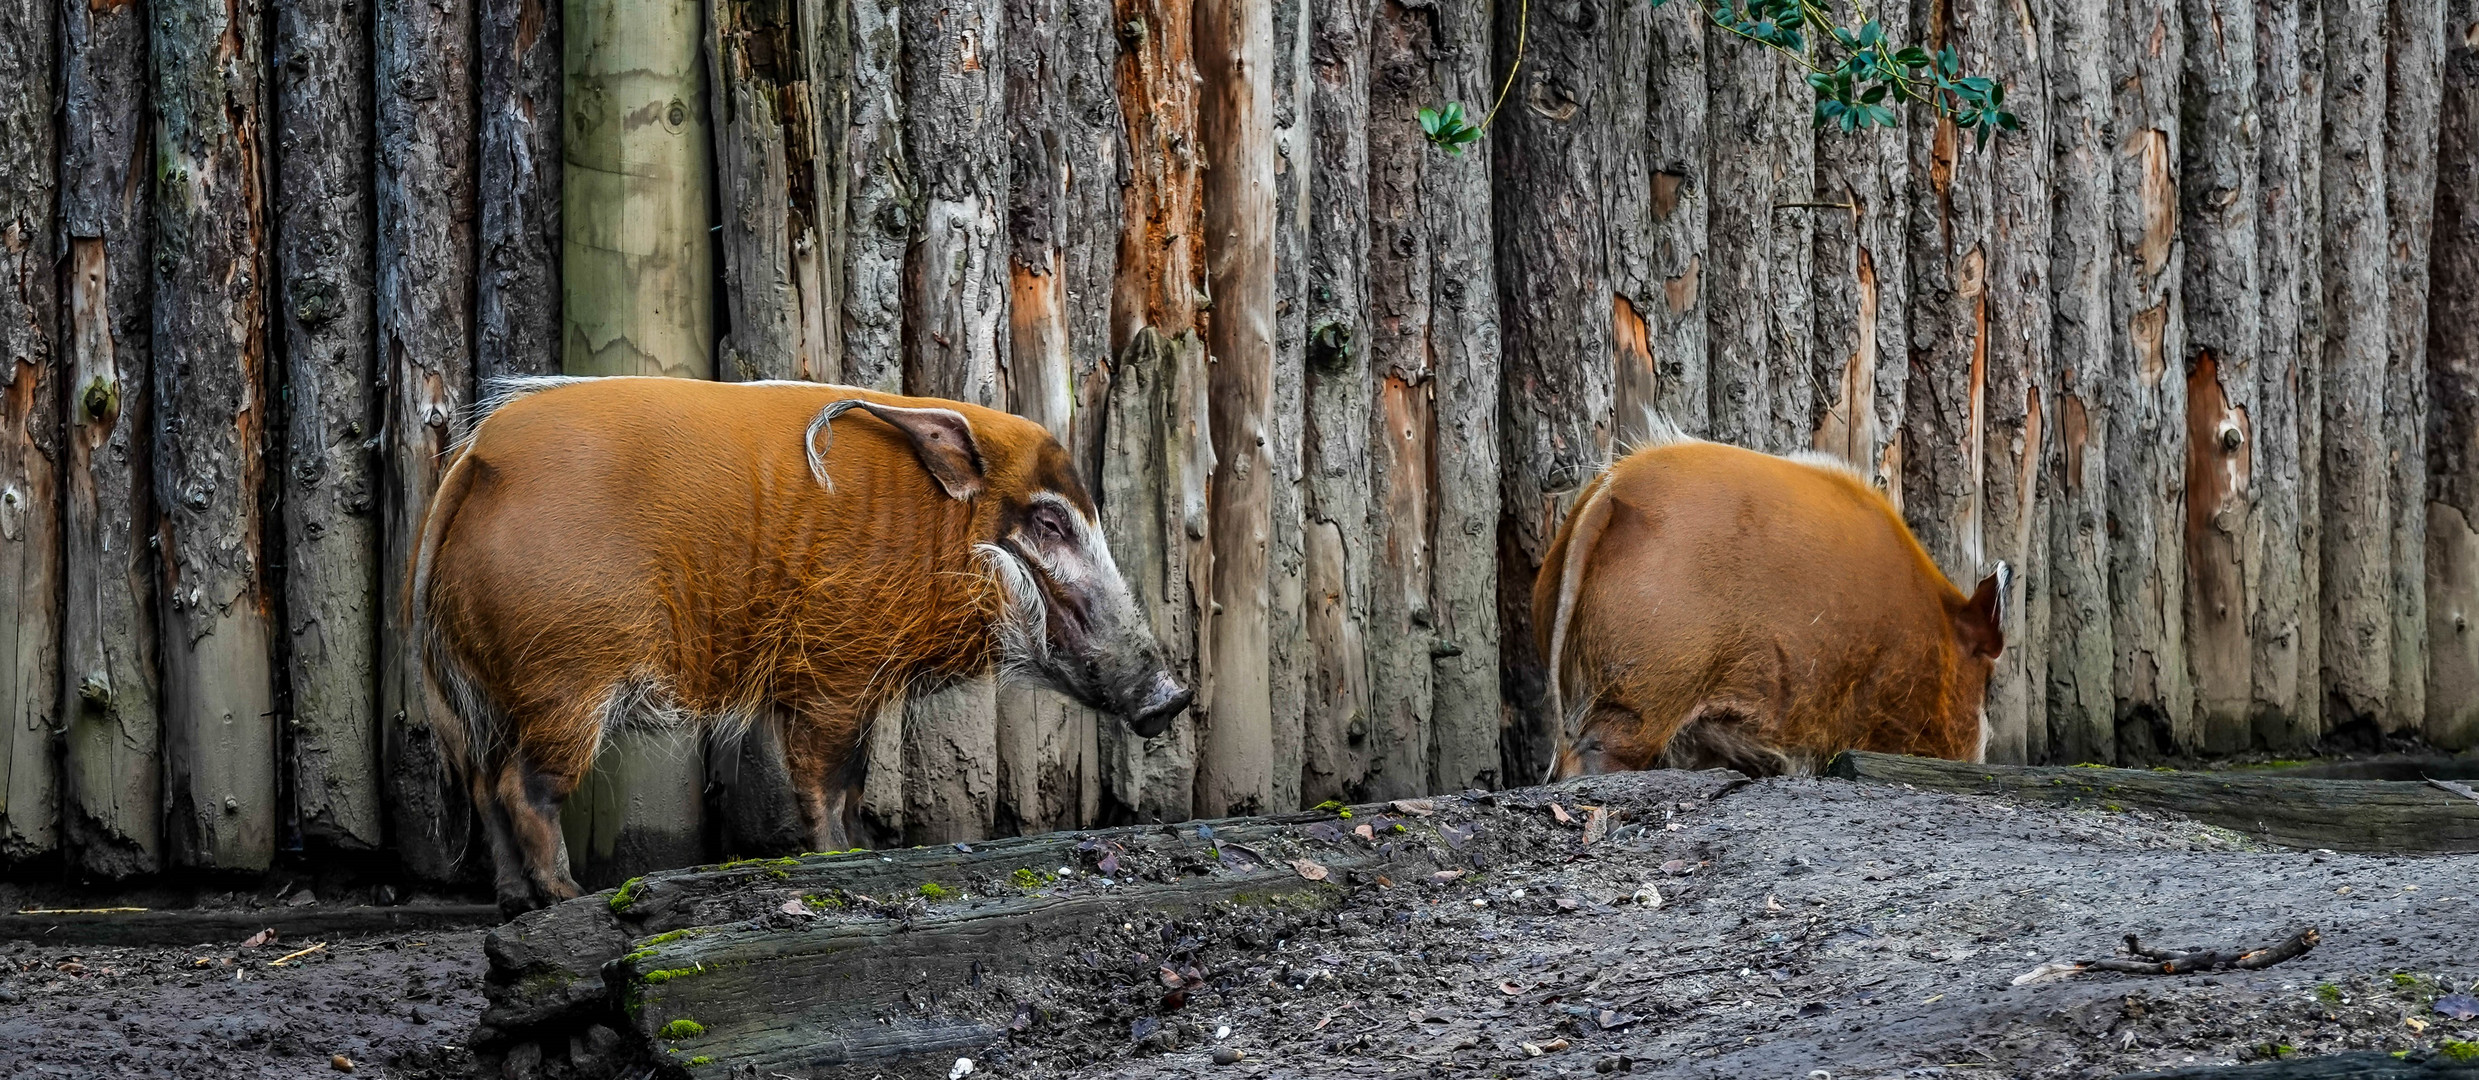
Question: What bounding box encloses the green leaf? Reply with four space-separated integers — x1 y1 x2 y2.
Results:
1989 81 2005 107
1833 26 1858 46
1868 104 1897 127
1860 83 1888 105
1418 107 1441 135
1975 122 1992 149
1997 110 2021 130
1896 46 1929 67
1839 108 1859 131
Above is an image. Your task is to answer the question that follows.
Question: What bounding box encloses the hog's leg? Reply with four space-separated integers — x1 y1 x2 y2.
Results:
781 701 869 853
491 754 585 910
469 764 535 916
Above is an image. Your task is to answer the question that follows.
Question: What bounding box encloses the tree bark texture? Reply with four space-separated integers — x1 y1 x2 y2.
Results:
59 0 161 876
1491 0 1613 785
2319 0 2392 730
479 0 564 382
2250 0 2319 750
378 0 479 880
2108 1 2192 754
1706 13 1814 457
840 0 904 391
2042 0 2115 764
274 0 382 848
153 0 277 871
710 0 832 382
1899 5 1993 599
2428 0 2479 751
1194 0 1278 818
1613 0 1709 446
1808 0 1906 493
0 0 59 861
1301 0 1372 805
2383 0 2442 734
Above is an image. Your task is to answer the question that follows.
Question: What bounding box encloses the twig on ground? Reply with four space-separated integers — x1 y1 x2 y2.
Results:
2079 928 2320 976
2429 776 2479 806
269 941 330 966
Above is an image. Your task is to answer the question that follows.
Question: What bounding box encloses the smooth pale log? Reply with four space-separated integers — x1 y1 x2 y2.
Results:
1265 0 1307 812
1096 329 1206 824
274 0 383 848
59 0 162 876
153 0 277 871
378 0 479 881
0 0 59 861
1193 0 1278 817
559 0 712 878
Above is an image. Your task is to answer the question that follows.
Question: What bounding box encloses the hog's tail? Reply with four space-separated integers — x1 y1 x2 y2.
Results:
1540 473 1618 761
409 446 498 794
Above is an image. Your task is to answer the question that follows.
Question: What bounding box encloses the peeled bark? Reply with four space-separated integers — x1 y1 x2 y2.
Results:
59 0 162 876
1420 1 1502 793
2384 0 2443 734
2427 0 2479 751
1303 0 1373 804
2318 0 2393 730
378 0 479 880
0 0 59 861
1706 15 1814 456
274 0 382 847
1193 0 1278 817
2044 0 2115 764
2250 0 2317 749
1613 0 1708 444
2177 0 2259 753
2108 3 2192 755
1492 0 1612 784
478 0 564 382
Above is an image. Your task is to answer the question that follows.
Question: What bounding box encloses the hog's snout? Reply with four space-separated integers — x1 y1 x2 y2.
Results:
1125 673 1193 738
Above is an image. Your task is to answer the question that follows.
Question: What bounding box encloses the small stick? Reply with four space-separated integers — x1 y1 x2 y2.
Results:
2079 928 2319 976
2429 777 2479 806
268 941 329 966
15 907 147 915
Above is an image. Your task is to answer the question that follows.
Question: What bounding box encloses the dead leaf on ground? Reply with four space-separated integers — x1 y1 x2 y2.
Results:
1551 803 1574 825
1555 898 1581 912
1582 806 1609 845
2436 993 2479 1021
2010 961 2086 986
1765 894 1785 912
330 1054 355 1072
1432 869 1467 884
779 898 814 917
1354 824 1376 841
1500 981 1526 995
241 929 278 949
1391 799 1436 816
1292 859 1330 882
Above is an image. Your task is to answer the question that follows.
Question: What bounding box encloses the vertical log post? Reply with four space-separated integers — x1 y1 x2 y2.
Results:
274 0 382 848
1302 0 1373 805
2318 0 2394 732
1264 0 1305 815
1707 15 1814 456
0 0 60 862
1193 0 1278 817
1809 0 1908 494
2250 0 2318 749
2045 0 2116 763
2107 3 2192 755
2426 0 2479 751
154 0 277 871
1420 0 1502 794
378 0 479 880
841 0 906 844
559 0 715 881
479 0 565 384
1492 0 1613 785
1899 3 1993 604
2384 0 2443 735
60 0 162 875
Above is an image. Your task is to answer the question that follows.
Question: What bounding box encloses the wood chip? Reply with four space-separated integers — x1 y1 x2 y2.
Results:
1582 806 1609 845
1353 824 1375 841
1431 869 1466 883
331 1054 355 1072
242 928 278 949
1390 799 1436 816
269 941 328 966
1291 859 1329 882
1550 803 1573 825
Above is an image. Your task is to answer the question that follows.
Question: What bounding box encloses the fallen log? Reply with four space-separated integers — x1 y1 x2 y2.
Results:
1825 752 2479 853
474 770 1747 1076
0 902 499 946
2115 1049 2479 1078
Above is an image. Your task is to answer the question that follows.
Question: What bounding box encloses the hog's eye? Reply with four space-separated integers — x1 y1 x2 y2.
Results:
1028 506 1069 544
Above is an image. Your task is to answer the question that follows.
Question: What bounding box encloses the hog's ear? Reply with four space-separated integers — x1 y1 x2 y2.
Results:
808 400 988 500
1955 561 2010 659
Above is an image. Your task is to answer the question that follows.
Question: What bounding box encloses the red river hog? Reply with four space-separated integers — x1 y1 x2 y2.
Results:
1535 420 2007 781
415 376 1191 913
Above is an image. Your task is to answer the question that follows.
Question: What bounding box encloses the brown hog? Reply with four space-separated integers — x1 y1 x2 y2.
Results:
1536 422 2006 781
415 376 1191 914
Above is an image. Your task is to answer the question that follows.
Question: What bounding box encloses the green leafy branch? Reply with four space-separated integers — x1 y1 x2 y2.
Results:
1418 0 2017 154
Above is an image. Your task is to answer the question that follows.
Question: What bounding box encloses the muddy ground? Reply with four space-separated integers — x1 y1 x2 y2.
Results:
878 772 2479 1080
0 923 487 1079
7 769 2479 1079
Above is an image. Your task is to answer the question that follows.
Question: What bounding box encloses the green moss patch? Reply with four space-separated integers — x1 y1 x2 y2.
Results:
660 1018 706 1040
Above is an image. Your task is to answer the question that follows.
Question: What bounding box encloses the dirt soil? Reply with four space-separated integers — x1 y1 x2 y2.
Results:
0 926 486 1079
8 769 2478 1079
933 772 2479 1080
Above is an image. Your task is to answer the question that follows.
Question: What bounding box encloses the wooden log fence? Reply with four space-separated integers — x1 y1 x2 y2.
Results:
0 0 2474 884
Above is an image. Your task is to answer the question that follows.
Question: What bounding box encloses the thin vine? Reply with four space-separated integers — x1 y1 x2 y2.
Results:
1420 0 2017 155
